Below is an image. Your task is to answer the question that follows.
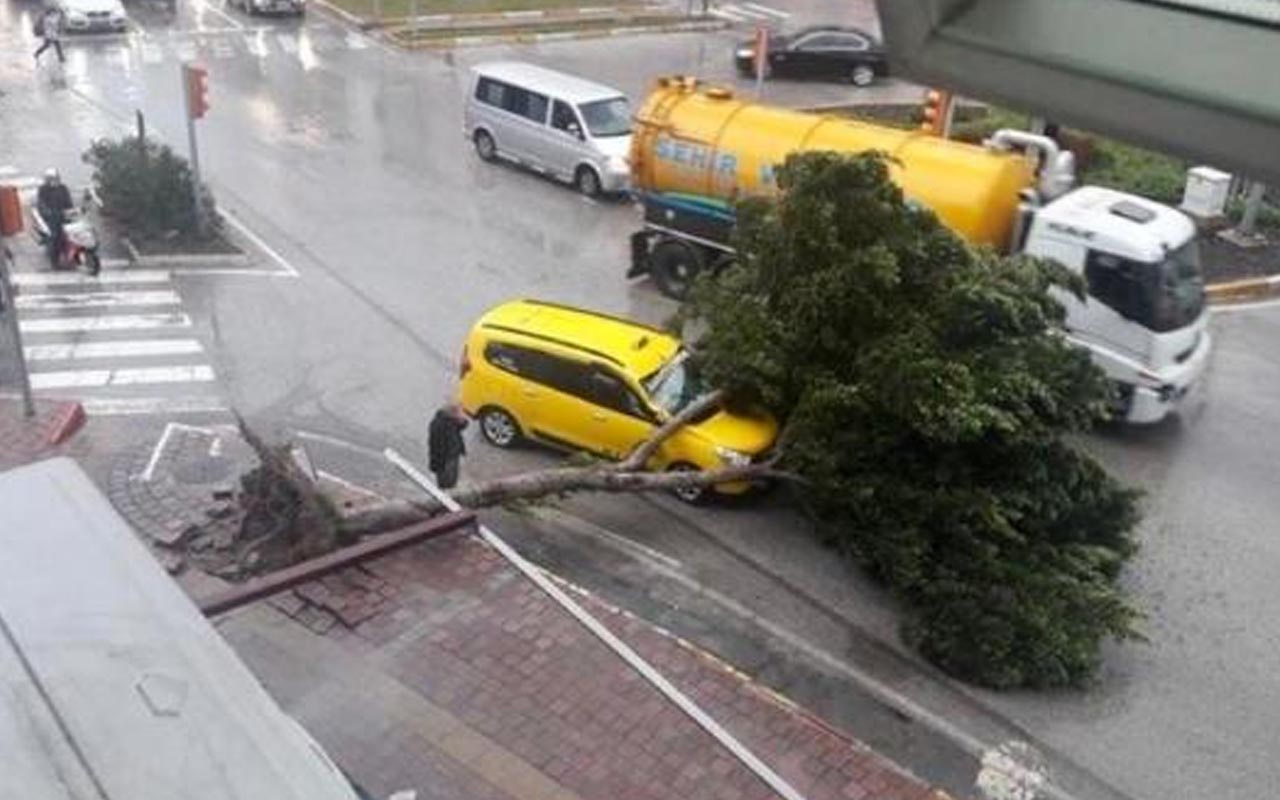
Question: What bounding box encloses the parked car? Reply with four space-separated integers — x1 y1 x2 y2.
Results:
464 61 633 197
229 0 305 16
55 0 128 33
458 299 778 502
734 26 888 86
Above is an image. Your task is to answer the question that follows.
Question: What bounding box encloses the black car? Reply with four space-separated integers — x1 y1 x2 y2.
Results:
734 26 888 86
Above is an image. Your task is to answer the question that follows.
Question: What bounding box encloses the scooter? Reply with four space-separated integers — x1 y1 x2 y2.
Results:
33 200 101 276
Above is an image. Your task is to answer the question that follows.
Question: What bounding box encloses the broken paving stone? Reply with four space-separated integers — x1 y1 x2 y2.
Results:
154 550 186 575
267 591 306 617
153 521 201 547
205 503 236 520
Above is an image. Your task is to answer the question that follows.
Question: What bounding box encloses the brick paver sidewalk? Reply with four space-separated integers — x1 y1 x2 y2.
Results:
220 531 952 800
0 397 85 471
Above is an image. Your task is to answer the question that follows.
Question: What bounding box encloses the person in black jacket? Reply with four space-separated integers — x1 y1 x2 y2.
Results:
428 404 468 489
36 169 74 267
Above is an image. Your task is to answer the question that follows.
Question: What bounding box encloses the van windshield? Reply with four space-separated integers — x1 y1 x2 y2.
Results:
578 97 631 137
643 350 707 415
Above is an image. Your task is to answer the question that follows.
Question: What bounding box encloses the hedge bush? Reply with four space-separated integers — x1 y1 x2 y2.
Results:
83 136 218 240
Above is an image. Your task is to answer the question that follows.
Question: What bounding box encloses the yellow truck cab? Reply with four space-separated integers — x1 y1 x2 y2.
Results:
458 299 777 501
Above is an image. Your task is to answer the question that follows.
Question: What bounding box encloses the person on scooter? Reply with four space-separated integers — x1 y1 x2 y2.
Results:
36 168 74 268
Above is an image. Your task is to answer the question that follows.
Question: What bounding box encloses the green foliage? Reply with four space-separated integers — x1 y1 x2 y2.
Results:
83 136 217 239
688 152 1142 689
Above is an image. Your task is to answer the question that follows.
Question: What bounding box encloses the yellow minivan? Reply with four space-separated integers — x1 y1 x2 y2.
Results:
458 299 778 501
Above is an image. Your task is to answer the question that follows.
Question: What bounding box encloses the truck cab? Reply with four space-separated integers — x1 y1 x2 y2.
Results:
1024 186 1211 423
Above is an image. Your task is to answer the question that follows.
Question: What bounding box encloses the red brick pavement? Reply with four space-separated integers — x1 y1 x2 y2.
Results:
273 533 952 800
0 397 85 471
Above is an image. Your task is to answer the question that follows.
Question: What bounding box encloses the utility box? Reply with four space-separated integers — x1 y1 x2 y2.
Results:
0 184 23 236
1181 166 1231 219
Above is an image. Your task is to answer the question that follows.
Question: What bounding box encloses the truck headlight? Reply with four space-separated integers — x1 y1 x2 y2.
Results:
715 446 751 468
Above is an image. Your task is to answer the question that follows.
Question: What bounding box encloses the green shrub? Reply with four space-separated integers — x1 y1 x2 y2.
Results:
688 152 1143 689
83 137 218 239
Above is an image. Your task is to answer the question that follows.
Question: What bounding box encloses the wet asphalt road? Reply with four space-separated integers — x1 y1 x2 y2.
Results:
2 1 1279 798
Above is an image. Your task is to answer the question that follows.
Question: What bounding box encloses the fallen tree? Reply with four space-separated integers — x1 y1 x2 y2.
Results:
187 391 788 579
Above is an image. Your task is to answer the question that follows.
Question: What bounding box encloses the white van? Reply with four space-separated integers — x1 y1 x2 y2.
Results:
463 61 633 197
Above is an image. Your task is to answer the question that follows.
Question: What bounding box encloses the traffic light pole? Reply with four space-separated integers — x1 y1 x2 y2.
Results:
181 64 206 237
0 245 35 418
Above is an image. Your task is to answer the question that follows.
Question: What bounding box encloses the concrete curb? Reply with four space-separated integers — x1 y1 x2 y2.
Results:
121 236 251 269
1206 273 1280 303
397 17 724 48
315 1 664 30
48 402 86 445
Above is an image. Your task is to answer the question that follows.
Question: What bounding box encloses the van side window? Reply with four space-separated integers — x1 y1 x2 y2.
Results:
551 100 579 135
588 367 650 420
475 78 548 124
484 343 590 399
476 77 507 108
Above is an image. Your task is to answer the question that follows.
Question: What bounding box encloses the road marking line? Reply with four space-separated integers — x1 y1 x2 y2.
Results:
140 41 164 63
30 365 216 390
219 208 300 277
293 429 385 458
344 31 369 49
174 41 198 60
20 312 193 334
529 506 683 570
195 0 245 30
15 289 181 311
244 33 269 56
711 5 751 21
211 38 236 58
83 396 229 416
276 33 299 54
742 1 790 18
24 339 204 362
9 270 172 286
1211 297 1280 314
139 421 230 481
316 469 388 502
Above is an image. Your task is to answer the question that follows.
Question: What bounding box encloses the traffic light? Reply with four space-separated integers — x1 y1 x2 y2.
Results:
184 65 209 120
920 89 953 137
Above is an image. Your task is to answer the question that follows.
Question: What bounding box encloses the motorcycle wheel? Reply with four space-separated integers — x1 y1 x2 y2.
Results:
84 251 101 277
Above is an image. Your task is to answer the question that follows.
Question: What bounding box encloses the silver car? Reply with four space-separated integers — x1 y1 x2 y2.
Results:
463 61 632 197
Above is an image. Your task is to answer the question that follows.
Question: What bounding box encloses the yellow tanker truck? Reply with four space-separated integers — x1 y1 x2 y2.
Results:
624 76 1210 424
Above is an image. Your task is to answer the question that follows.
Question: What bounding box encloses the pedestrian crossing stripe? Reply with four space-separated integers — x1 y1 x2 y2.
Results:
28 365 216 390
80 396 229 416
20 312 193 334
712 1 791 21
15 289 182 311
24 339 204 362
9 270 172 287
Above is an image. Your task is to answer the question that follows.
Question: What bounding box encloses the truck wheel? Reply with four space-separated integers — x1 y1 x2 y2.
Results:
575 166 602 198
474 130 497 162
651 240 704 300
850 64 875 87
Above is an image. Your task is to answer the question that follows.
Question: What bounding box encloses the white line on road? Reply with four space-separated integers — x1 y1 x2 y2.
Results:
15 290 181 311
276 33 299 54
742 1 790 18
20 313 193 334
244 33 269 57
344 31 369 50
82 396 229 416
9 270 172 286
24 339 204 362
194 0 245 30
30 365 216 390
1211 297 1280 314
211 38 237 58
219 207 300 277
711 5 751 21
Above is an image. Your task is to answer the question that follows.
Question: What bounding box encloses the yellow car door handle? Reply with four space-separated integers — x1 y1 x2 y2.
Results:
592 412 607 421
